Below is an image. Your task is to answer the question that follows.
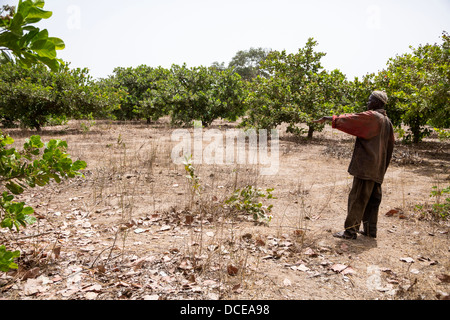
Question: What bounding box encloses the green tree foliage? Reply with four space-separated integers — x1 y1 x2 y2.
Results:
0 62 120 130
0 0 87 273
228 47 271 81
168 64 247 127
376 31 450 143
345 73 377 114
225 185 275 224
106 64 247 127
109 65 171 122
243 38 348 138
0 1 65 72
210 61 226 72
243 73 299 130
0 133 86 271
296 69 349 138
136 66 172 123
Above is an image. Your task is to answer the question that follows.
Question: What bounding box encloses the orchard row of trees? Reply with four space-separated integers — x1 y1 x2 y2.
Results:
104 64 247 127
1 4 449 143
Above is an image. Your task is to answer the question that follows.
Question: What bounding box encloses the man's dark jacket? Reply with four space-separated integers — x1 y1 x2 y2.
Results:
332 109 395 184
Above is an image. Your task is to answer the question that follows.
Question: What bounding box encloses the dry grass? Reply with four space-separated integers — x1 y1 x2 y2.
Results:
0 119 449 300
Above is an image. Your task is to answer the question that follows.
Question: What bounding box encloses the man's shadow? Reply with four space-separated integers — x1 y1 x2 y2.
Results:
334 236 378 255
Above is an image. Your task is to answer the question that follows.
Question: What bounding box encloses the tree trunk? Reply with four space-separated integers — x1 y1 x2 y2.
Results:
307 126 314 139
33 121 42 132
412 125 421 144
411 118 421 144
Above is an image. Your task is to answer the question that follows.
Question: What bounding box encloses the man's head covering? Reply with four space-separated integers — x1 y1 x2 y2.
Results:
371 91 388 105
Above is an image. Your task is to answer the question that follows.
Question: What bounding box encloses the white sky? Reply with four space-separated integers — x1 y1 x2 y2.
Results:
27 0 450 80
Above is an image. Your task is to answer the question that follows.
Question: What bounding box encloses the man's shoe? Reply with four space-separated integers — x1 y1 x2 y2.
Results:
333 231 357 240
358 230 377 238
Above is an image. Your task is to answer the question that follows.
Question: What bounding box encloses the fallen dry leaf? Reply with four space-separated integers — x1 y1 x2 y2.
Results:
227 264 239 276
231 283 241 291
418 256 438 265
23 276 48 296
255 236 266 246
293 229 305 237
143 294 160 300
116 281 130 287
330 263 348 273
185 215 194 225
303 247 318 257
96 264 106 274
241 233 252 240
81 284 102 292
341 267 355 275
385 209 399 216
52 246 61 259
437 274 450 283
202 279 218 287
85 292 98 300
179 259 193 270
291 264 310 272
186 274 196 283
22 267 40 281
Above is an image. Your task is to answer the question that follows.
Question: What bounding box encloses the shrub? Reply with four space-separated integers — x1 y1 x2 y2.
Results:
0 131 86 271
169 64 247 127
0 62 119 130
415 185 450 220
225 185 275 224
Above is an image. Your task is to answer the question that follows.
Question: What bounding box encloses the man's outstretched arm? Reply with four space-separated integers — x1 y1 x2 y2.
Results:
313 112 382 139
312 116 333 124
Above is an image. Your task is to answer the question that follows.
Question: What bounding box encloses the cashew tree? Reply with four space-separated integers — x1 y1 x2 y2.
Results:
0 1 87 272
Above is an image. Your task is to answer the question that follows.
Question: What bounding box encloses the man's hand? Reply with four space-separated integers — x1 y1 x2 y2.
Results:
312 116 333 124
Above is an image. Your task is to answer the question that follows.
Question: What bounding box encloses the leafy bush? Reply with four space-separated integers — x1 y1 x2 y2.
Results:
429 186 450 220
182 154 201 198
375 32 450 143
0 245 20 272
415 185 450 220
225 185 275 223
108 65 170 122
168 64 247 127
228 47 271 81
434 128 450 141
0 0 88 274
0 62 120 130
0 131 86 271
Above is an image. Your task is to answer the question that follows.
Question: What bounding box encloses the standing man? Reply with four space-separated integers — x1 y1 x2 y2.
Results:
313 91 395 239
